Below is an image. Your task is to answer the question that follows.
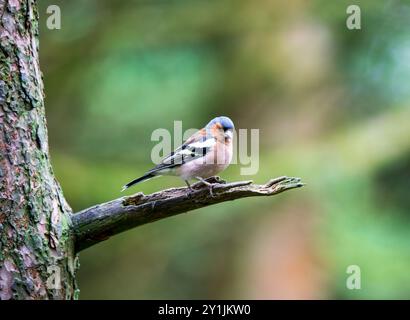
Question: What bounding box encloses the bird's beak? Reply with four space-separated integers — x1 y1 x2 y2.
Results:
224 129 233 140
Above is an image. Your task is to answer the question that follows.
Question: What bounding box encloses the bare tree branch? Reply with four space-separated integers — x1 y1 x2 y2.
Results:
71 176 304 252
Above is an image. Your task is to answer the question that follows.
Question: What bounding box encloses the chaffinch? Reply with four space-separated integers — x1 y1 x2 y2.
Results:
122 116 234 195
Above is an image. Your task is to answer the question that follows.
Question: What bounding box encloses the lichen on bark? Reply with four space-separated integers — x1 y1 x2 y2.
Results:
0 0 78 299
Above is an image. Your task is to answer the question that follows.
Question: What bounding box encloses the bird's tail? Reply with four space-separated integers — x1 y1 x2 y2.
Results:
121 172 155 192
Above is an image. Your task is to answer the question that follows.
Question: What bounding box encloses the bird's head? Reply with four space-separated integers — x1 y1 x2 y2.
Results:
206 116 235 141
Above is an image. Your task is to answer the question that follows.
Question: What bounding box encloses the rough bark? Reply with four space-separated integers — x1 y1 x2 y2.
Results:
72 176 304 252
0 0 78 299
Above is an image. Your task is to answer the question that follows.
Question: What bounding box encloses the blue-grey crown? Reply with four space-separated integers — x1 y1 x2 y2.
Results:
206 116 234 131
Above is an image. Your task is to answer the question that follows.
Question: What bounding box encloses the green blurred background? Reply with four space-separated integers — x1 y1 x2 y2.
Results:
38 0 410 299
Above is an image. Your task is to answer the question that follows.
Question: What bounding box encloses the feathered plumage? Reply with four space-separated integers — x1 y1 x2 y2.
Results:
122 116 234 191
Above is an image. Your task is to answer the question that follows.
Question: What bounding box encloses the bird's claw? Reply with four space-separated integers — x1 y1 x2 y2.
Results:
195 177 216 197
187 187 195 197
208 185 214 197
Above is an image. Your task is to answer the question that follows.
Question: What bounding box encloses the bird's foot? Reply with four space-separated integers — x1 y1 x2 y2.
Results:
185 180 195 197
195 177 215 197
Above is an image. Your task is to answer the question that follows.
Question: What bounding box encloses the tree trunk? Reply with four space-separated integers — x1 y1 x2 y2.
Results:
0 0 78 299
